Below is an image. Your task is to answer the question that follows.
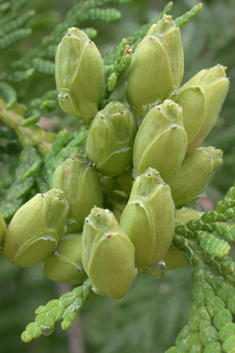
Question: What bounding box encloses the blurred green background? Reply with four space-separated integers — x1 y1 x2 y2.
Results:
1 0 235 352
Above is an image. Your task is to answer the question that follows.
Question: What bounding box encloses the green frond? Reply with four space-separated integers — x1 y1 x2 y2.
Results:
107 72 118 92
111 0 131 3
103 1 173 65
0 0 132 115
174 187 235 252
0 0 29 27
21 110 41 127
216 223 235 242
0 82 17 109
47 129 69 158
28 90 57 111
102 38 132 101
20 90 58 127
0 103 55 153
174 222 194 238
23 156 42 179
0 199 23 222
0 68 35 83
39 44 57 58
32 58 55 75
0 28 32 50
82 27 97 39
80 8 121 23
167 232 235 352
99 98 113 109
33 127 87 192
11 0 28 12
42 126 88 188
42 99 57 112
21 279 92 343
83 0 131 8
0 2 10 13
175 3 203 27
0 9 35 37
0 11 16 27
0 147 41 221
196 230 230 258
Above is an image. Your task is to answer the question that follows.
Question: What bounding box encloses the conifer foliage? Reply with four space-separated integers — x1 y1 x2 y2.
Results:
1 1 235 352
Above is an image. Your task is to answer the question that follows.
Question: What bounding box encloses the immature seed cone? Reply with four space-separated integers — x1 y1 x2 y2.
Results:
113 169 134 197
162 207 205 271
120 168 175 271
86 101 138 177
169 147 223 208
133 99 188 183
43 233 87 285
82 207 137 299
126 14 184 119
175 207 205 224
112 200 128 224
3 189 69 267
55 27 105 122
176 65 229 154
162 247 188 271
52 152 103 233
0 212 6 255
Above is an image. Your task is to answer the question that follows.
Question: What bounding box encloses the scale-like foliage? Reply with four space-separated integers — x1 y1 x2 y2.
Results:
19 186 235 351
21 279 92 343
1 1 235 353
0 82 17 109
164 186 235 351
0 0 134 125
0 147 41 222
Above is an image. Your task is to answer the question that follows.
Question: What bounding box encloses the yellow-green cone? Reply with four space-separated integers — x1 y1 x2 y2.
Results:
120 168 175 271
133 100 188 183
175 207 205 224
3 189 69 267
55 27 105 123
86 101 138 177
126 15 184 119
43 233 87 285
169 146 223 208
82 207 137 299
52 152 103 233
161 207 205 271
0 212 6 255
112 200 127 224
176 65 229 154
161 247 188 271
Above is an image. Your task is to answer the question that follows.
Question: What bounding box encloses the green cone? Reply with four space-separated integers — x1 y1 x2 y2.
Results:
3 189 69 267
176 65 229 154
169 146 223 208
0 212 6 255
112 200 128 224
175 207 204 224
126 15 184 119
120 168 175 271
161 247 188 271
55 27 105 123
86 101 138 177
82 207 137 299
52 152 103 233
133 99 188 183
162 207 204 271
43 233 87 285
